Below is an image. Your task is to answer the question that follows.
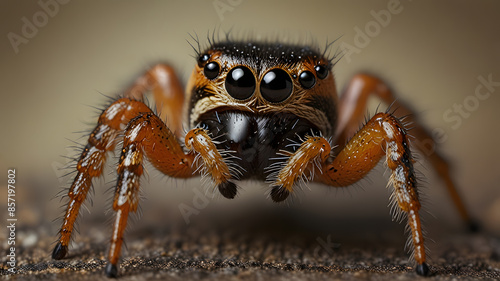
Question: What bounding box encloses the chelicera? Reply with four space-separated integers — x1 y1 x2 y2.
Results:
52 40 475 278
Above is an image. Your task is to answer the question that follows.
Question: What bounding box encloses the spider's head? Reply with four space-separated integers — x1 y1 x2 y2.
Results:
186 41 339 136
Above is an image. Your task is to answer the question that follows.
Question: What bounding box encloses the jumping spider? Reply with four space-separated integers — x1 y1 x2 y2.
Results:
53 40 475 277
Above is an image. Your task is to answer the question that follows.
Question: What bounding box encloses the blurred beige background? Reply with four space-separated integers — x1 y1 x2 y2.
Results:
0 0 499 242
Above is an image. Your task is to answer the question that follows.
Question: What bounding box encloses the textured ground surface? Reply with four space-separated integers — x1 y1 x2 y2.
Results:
2 206 500 281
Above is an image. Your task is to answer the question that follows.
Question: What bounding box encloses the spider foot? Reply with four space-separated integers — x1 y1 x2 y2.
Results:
51 242 68 260
105 262 118 278
270 185 290 202
468 220 481 233
218 181 238 199
416 262 430 276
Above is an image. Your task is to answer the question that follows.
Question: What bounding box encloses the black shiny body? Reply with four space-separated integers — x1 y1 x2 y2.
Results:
197 110 321 180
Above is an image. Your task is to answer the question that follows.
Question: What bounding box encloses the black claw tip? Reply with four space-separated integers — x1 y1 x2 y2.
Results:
105 262 118 278
416 262 430 276
468 220 481 232
218 181 238 199
52 242 68 260
270 185 290 202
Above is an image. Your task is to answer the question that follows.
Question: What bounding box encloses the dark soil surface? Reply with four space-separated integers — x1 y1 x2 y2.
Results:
2 206 500 281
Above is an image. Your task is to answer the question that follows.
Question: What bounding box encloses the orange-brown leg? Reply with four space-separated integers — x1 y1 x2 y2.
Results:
52 98 156 261
105 111 194 277
336 73 475 229
269 135 331 202
105 124 236 277
325 112 428 275
125 64 185 138
53 64 189 269
274 113 429 275
185 128 237 199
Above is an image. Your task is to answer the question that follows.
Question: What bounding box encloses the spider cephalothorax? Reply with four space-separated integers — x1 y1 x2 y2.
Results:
52 39 475 278
184 42 338 200
187 42 338 133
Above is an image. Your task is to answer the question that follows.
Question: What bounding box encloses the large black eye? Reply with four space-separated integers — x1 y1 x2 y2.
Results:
260 68 293 103
315 65 329 79
204 62 220 80
299 71 316 89
225 66 255 100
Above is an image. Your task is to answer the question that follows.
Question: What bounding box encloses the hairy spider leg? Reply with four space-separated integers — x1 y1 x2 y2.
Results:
53 98 160 260
53 63 191 275
270 136 331 202
275 112 429 276
125 64 185 138
335 73 475 229
105 111 194 277
185 128 237 199
330 112 428 275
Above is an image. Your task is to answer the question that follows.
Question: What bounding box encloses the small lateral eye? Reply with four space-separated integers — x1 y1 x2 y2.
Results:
314 65 329 79
260 68 293 103
198 54 211 67
298 71 316 89
203 62 220 80
225 66 256 100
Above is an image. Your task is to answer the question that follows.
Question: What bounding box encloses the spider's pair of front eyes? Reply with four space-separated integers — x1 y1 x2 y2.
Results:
203 61 327 103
